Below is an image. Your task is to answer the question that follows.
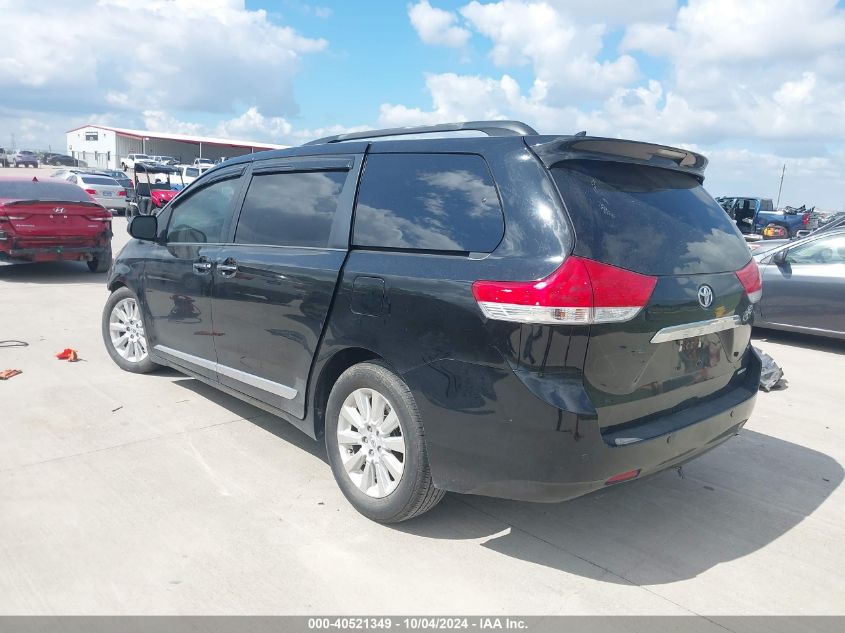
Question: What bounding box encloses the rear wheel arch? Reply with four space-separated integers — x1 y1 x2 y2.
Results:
312 347 382 440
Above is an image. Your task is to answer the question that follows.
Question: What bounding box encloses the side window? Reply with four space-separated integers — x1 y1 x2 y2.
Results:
353 153 504 252
786 235 845 265
68 175 77 184
234 171 347 248
167 176 240 244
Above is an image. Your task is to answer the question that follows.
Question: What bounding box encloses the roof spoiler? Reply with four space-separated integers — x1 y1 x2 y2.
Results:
530 136 708 180
304 120 538 145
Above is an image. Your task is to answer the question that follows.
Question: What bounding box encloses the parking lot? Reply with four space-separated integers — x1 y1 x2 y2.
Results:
1 167 844 615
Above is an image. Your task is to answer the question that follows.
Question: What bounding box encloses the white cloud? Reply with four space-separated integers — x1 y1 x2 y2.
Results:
391 0 845 207
0 0 326 117
459 1 639 102
409 1 471 48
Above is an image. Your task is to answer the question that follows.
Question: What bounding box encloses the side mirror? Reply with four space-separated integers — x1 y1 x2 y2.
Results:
128 215 158 241
772 249 788 266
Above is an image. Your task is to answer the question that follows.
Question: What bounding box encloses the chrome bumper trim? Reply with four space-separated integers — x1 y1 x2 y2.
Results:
650 315 742 344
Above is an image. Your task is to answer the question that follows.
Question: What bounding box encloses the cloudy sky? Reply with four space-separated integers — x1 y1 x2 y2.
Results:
1 0 844 208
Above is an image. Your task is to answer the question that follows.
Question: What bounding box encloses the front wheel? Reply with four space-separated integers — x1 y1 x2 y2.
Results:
325 361 445 523
101 287 159 374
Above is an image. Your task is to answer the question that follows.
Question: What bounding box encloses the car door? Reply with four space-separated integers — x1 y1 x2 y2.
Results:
142 167 246 380
211 155 362 419
759 232 845 335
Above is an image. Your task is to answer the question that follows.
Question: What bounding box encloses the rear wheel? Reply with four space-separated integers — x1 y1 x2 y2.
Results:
102 287 158 374
87 247 112 273
325 361 445 523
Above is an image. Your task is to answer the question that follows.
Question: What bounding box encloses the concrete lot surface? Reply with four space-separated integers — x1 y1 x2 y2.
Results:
1 171 844 614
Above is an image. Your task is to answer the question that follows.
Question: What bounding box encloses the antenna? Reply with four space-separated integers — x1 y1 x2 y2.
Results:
775 163 786 209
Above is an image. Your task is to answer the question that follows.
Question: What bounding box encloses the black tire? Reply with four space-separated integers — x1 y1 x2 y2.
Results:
325 361 445 523
101 286 159 374
87 247 112 273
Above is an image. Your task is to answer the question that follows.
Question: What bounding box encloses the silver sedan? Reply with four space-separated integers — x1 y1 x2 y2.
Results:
753 228 845 340
66 173 127 213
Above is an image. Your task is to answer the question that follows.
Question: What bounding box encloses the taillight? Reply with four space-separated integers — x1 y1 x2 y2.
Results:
118 190 126 197
85 188 97 195
472 256 657 325
85 215 112 222
802 213 810 226
735 259 762 303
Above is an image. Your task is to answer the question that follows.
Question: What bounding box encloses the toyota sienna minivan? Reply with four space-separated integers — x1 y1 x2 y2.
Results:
101 121 762 523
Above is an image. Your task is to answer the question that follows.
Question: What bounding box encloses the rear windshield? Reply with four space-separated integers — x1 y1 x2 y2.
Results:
79 176 119 186
0 180 92 202
551 160 751 275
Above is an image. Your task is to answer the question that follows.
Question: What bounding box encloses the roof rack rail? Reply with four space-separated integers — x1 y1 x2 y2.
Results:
303 120 538 145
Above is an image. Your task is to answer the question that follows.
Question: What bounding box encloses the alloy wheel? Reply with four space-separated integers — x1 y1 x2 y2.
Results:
336 387 406 498
109 297 148 363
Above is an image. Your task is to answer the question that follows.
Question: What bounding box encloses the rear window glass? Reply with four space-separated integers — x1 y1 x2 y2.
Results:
551 161 751 275
0 180 92 202
79 176 119 186
353 153 504 253
186 168 199 177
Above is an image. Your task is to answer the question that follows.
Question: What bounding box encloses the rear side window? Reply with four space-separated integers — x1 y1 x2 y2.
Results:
353 153 504 252
235 171 346 248
551 161 751 275
0 180 91 202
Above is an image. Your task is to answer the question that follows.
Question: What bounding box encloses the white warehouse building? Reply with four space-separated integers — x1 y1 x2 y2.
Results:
66 124 286 170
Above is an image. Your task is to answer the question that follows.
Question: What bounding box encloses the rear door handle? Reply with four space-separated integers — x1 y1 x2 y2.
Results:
216 259 238 277
193 260 212 274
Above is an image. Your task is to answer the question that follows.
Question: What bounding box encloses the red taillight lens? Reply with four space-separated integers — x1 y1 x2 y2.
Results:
85 215 112 222
802 213 810 226
736 259 763 303
472 256 657 325
84 188 97 195
118 190 126 197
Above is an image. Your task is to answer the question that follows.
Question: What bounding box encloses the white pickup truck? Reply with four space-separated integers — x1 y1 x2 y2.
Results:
174 165 203 186
120 153 154 170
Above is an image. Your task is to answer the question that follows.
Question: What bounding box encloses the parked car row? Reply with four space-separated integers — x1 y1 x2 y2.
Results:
0 148 85 167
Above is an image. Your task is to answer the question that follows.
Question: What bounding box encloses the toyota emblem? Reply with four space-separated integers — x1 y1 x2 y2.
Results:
697 284 714 309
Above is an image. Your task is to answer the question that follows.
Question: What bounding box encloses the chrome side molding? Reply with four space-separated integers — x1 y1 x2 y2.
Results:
154 345 297 400
650 315 742 344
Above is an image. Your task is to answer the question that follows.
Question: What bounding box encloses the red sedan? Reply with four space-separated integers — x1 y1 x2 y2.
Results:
0 176 113 272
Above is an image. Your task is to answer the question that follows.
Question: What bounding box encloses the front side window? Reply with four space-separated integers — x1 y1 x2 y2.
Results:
167 177 240 244
234 171 347 248
353 153 504 252
785 235 845 265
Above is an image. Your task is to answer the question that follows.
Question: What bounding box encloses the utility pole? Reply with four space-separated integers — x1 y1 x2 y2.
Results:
775 163 786 209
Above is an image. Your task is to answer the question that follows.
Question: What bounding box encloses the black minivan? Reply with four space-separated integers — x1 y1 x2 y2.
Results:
101 121 762 523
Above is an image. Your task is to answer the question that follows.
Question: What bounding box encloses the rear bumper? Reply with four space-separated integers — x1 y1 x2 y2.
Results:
405 349 760 503
0 244 110 264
